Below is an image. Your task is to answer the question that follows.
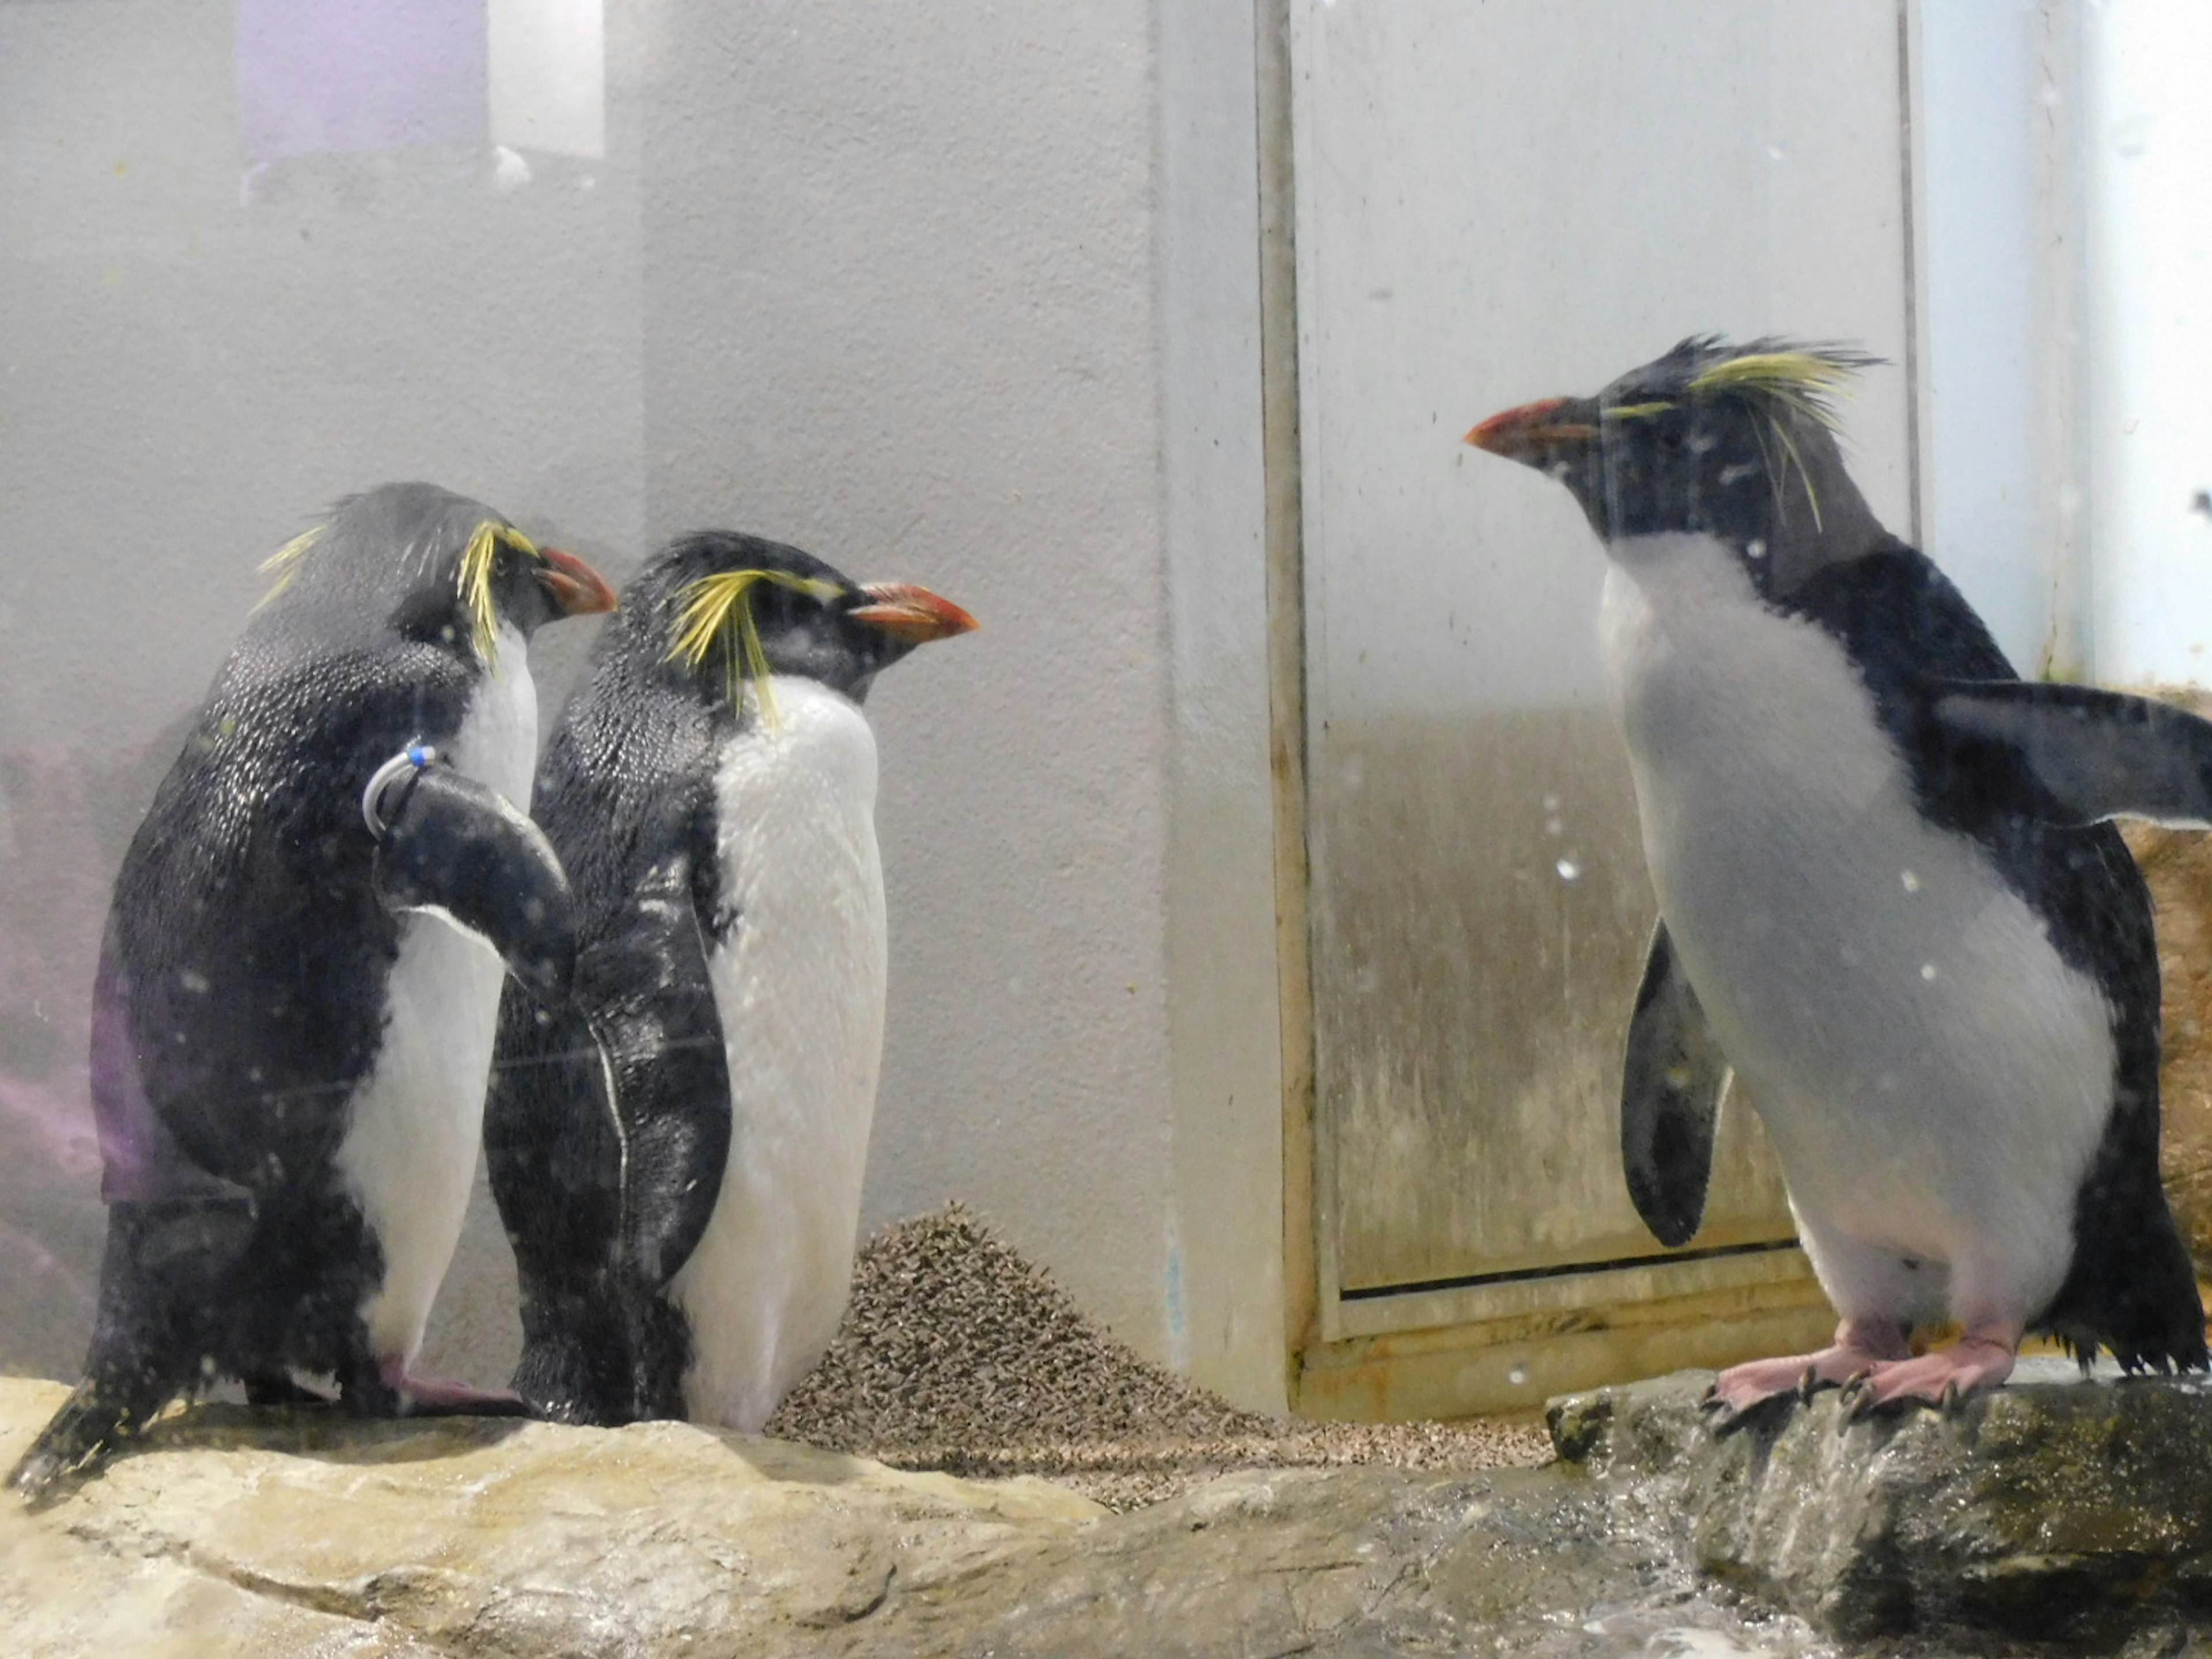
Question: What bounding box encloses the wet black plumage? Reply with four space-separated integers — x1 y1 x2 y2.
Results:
12 483 603 1499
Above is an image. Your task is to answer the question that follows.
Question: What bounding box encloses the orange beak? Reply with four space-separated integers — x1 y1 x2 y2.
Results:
849 581 979 644
535 547 619 616
1462 397 1600 465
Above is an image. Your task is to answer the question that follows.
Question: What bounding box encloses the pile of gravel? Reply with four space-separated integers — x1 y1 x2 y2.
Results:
767 1205 1551 1508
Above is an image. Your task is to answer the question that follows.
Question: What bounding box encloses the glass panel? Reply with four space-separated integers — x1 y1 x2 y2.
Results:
0 0 637 1377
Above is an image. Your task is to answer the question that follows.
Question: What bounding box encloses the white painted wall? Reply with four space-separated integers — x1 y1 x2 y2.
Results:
1915 0 2212 689
1916 0 2085 675
2083 0 2212 686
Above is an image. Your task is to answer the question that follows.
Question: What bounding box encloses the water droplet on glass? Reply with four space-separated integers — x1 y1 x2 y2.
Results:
1920 963 1938 982
1900 870 1920 892
1508 1364 1530 1387
1745 538 1767 559
1556 858 1581 881
1541 793 1561 813
1544 816 1564 837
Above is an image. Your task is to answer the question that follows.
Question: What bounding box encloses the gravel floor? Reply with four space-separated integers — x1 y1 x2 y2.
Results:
767 1206 1553 1509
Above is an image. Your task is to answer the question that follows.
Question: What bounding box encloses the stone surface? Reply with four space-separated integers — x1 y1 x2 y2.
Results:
22 1367 2212 1656
0 1378 1101 1657
1551 1360 2212 1647
0 1376 1828 1657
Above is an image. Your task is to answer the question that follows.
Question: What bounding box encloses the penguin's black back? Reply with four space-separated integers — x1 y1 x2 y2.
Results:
89 486 516 1387
487 559 735 1422
101 644 478 1196
1782 541 2204 1371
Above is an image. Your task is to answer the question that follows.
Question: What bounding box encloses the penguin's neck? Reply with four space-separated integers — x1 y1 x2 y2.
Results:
448 623 537 809
1594 533 1858 783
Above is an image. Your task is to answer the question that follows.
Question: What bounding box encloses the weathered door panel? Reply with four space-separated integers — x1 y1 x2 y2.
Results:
1291 0 1916 1385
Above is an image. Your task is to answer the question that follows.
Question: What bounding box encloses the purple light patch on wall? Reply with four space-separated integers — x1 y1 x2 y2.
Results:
237 0 488 165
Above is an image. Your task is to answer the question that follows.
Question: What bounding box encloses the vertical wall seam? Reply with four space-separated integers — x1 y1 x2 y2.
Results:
1252 0 1320 1395
1897 0 1926 550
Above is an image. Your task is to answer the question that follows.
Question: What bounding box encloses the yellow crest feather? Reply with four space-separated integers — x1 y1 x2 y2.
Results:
668 568 844 731
253 524 325 609
1685 349 1863 431
458 520 541 669
1681 343 1877 528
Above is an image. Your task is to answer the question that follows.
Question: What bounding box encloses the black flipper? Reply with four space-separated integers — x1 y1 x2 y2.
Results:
489 839 730 1425
1621 921 1729 1248
370 759 578 1003
1926 680 2212 829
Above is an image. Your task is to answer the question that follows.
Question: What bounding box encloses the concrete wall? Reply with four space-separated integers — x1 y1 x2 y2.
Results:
0 0 1291 1410
631 0 1285 1408
635 0 1179 1365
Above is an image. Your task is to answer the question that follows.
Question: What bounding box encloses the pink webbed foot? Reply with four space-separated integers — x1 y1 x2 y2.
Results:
378 1358 536 1419
1703 1317 1912 1431
1838 1331 2018 1423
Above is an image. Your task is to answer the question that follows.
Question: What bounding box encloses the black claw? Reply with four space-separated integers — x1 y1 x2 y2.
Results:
1838 1378 1874 1425
1705 1387 1802 1438
1797 1366 1821 1403
1938 1379 1962 1417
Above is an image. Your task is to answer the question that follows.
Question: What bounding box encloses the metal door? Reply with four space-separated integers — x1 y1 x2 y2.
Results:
1288 0 1920 1415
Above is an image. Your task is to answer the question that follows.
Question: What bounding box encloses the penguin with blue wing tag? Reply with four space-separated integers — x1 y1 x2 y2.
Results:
10 483 618 1499
1465 338 2211 1423
485 531 976 1429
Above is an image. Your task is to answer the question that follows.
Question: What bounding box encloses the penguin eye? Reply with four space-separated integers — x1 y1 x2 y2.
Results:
1657 425 1687 456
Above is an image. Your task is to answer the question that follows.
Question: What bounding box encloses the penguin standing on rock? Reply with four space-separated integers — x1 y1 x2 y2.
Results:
1465 338 2211 1422
10 483 617 1498
486 531 976 1429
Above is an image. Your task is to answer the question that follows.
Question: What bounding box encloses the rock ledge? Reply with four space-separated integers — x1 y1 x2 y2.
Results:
1550 1357 2212 1645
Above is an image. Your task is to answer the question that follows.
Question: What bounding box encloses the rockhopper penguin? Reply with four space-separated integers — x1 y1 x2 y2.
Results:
10 483 618 1498
1465 338 2211 1421
486 531 976 1428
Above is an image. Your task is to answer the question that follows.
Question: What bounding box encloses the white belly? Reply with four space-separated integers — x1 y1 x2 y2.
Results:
1598 539 2112 1318
338 624 537 1363
667 674 888 1430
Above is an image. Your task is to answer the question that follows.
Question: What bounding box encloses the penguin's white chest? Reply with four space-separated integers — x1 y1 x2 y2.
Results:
1597 537 2112 1317
666 674 888 1430
338 625 537 1363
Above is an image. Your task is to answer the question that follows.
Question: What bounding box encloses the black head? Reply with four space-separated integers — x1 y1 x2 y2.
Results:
1464 336 1889 596
626 529 977 713
254 482 616 663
